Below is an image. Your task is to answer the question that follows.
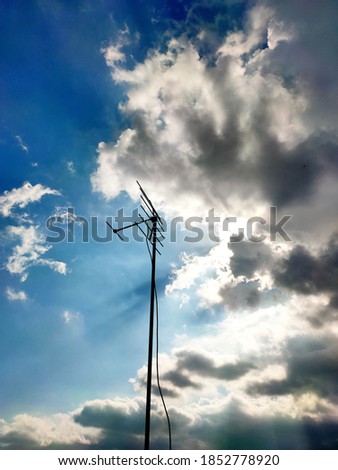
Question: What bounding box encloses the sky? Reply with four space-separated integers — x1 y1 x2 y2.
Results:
1 0 338 450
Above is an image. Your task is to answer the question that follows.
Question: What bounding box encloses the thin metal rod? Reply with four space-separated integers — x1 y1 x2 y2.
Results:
138 214 152 232
106 221 124 241
156 216 165 232
144 219 157 450
113 220 148 233
138 181 161 220
155 237 164 248
140 203 152 219
140 194 155 216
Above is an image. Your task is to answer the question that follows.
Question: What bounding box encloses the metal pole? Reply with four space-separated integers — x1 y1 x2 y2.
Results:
144 219 157 450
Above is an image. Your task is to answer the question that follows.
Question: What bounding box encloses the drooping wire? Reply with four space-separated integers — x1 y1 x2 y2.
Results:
145 223 172 450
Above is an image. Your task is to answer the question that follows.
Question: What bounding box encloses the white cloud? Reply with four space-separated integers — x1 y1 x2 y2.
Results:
67 161 76 174
0 182 60 217
0 412 98 449
91 8 316 222
15 135 29 153
165 236 282 311
217 5 273 57
267 18 295 50
63 310 81 324
101 44 125 67
38 258 68 275
6 225 68 281
1 390 336 449
100 27 134 81
89 1 338 265
5 287 27 302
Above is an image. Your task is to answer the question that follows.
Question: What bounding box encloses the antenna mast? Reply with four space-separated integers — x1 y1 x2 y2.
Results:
106 181 165 450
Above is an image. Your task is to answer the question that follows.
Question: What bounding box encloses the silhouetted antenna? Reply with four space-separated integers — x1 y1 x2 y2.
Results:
106 182 171 450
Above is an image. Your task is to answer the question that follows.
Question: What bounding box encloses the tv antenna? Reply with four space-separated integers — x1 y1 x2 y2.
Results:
106 181 171 450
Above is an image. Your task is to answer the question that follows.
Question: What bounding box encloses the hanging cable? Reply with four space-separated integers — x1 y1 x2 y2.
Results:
145 224 172 450
154 282 172 450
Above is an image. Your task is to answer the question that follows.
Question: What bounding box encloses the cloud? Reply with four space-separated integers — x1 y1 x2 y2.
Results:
1 397 186 450
263 0 338 133
100 25 135 81
0 182 60 217
166 238 283 312
73 397 145 449
73 397 180 450
175 349 255 381
1 394 338 450
306 306 338 329
162 370 201 392
229 241 274 278
6 225 68 282
166 240 234 307
67 161 76 174
15 135 29 153
5 287 27 301
101 44 125 68
273 234 338 301
91 1 338 221
144 290 338 420
219 280 263 310
0 413 98 450
248 334 338 400
131 346 256 401
189 399 338 450
63 310 81 324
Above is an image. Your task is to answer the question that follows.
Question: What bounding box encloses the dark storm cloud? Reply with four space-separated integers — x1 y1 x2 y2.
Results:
2 397 338 449
73 400 145 450
248 334 338 398
329 294 338 309
0 431 41 450
73 399 196 450
175 349 255 381
273 234 338 301
133 349 255 399
218 242 287 311
229 240 273 278
74 401 144 434
253 134 324 207
215 361 256 380
274 245 319 294
264 0 338 129
163 370 201 389
131 371 187 399
219 281 263 310
0 431 89 450
133 350 255 399
306 306 338 329
72 397 338 450
193 400 338 450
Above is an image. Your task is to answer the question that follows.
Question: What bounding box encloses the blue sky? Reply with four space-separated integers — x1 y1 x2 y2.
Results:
1 0 338 450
